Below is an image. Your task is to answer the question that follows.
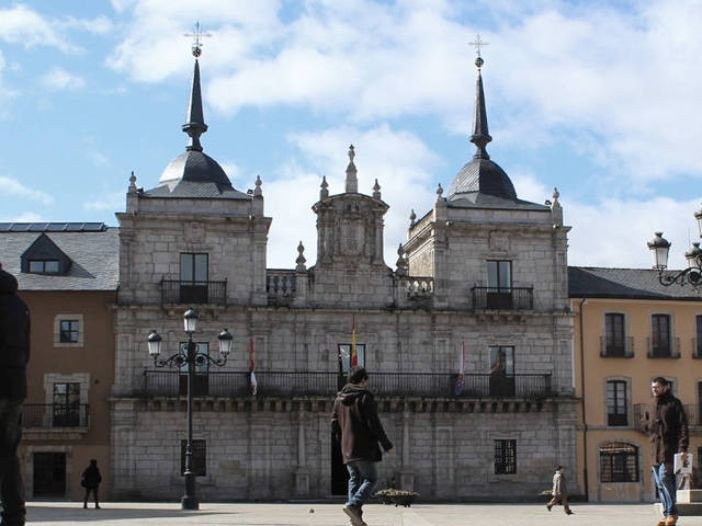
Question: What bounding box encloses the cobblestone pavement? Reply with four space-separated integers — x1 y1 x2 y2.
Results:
25 502 702 526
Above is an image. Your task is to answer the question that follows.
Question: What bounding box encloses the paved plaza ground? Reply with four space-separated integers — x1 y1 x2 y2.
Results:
24 502 702 526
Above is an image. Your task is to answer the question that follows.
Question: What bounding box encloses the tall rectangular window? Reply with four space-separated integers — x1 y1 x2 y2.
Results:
606 380 628 426
489 346 515 397
486 261 512 309
651 314 671 356
180 439 206 476
696 316 702 357
494 440 517 474
605 313 626 356
59 320 80 343
52 383 80 427
179 253 209 303
487 260 512 290
179 343 209 396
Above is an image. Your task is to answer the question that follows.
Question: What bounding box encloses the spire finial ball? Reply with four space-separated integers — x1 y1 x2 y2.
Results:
475 56 484 68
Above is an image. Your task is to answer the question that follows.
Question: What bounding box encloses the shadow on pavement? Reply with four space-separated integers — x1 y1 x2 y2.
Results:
27 505 235 522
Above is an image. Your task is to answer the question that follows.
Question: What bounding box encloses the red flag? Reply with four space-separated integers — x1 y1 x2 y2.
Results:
249 336 257 396
351 316 358 367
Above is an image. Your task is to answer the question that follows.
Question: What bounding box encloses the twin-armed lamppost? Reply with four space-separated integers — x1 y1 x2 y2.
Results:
147 309 233 510
647 206 702 288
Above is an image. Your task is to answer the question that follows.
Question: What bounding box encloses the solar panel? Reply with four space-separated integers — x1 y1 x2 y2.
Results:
0 222 108 232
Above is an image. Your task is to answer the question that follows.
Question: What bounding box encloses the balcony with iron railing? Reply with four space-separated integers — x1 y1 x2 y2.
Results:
646 337 681 358
692 338 702 359
471 287 534 310
600 336 634 358
22 404 90 430
634 403 700 429
141 371 553 400
160 278 227 307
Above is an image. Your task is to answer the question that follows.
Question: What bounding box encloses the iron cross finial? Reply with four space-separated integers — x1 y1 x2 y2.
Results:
469 34 489 68
184 22 211 58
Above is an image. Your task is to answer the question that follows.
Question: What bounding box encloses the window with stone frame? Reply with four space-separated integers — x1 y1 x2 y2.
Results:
59 320 80 343
651 314 672 356
599 442 639 482
606 380 628 426
52 383 81 427
494 439 517 474
604 313 626 356
179 253 209 303
180 439 206 476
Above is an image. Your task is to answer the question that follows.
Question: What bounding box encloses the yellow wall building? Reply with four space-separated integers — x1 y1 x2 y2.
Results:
571 266 702 502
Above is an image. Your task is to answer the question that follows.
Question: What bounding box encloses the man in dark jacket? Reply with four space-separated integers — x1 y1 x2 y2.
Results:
332 367 393 526
81 459 102 509
0 264 30 526
643 377 689 526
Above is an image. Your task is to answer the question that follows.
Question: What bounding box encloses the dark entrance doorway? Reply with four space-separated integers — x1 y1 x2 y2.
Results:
33 452 66 497
331 343 366 495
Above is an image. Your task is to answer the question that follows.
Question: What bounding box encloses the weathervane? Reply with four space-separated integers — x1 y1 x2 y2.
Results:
184 22 211 58
469 33 489 68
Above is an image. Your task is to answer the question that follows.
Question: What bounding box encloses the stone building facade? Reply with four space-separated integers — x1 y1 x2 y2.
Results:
109 53 576 501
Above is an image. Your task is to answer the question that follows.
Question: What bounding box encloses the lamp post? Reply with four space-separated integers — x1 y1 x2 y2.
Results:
147 309 233 510
647 205 702 288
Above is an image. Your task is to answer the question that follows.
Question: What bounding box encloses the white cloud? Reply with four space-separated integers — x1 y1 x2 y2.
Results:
60 15 113 35
0 176 53 205
84 190 124 211
1 211 45 223
0 5 78 53
41 67 85 91
565 195 702 269
107 0 702 190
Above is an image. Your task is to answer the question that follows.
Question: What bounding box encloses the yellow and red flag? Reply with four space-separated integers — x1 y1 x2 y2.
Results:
351 316 358 367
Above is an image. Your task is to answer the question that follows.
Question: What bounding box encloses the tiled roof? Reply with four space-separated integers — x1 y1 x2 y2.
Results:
568 266 702 301
0 226 119 291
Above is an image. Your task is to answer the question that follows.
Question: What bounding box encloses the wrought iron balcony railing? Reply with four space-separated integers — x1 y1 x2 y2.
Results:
646 337 681 358
22 404 89 429
634 403 699 429
600 336 635 358
471 287 534 310
160 279 227 306
142 371 553 400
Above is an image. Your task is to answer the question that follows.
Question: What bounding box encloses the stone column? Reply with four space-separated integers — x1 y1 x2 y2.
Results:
399 408 415 490
295 407 310 496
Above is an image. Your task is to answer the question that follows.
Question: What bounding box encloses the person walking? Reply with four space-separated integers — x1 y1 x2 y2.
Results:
81 459 102 509
0 264 31 526
332 366 393 526
546 465 574 515
643 377 689 526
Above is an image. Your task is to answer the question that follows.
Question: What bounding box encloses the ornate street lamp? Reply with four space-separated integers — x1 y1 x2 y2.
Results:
647 222 702 288
146 309 232 510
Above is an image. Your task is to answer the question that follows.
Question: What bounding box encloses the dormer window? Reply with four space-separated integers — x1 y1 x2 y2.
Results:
21 233 71 275
28 259 60 274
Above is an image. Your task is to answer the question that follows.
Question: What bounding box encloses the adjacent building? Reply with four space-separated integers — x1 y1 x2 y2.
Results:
108 50 576 501
0 223 118 500
570 266 702 502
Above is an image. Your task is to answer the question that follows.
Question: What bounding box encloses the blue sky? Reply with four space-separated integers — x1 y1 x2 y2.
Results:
1 0 702 269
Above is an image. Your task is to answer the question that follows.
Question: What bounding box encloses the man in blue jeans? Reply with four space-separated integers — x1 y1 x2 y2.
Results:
0 264 31 526
643 377 689 526
332 367 393 526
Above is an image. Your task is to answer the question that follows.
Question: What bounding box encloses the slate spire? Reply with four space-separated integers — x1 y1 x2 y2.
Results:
182 57 208 152
470 55 492 161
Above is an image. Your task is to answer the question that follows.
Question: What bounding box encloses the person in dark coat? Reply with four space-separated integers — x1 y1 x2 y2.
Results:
0 264 30 526
81 459 102 509
332 367 393 526
643 377 689 526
